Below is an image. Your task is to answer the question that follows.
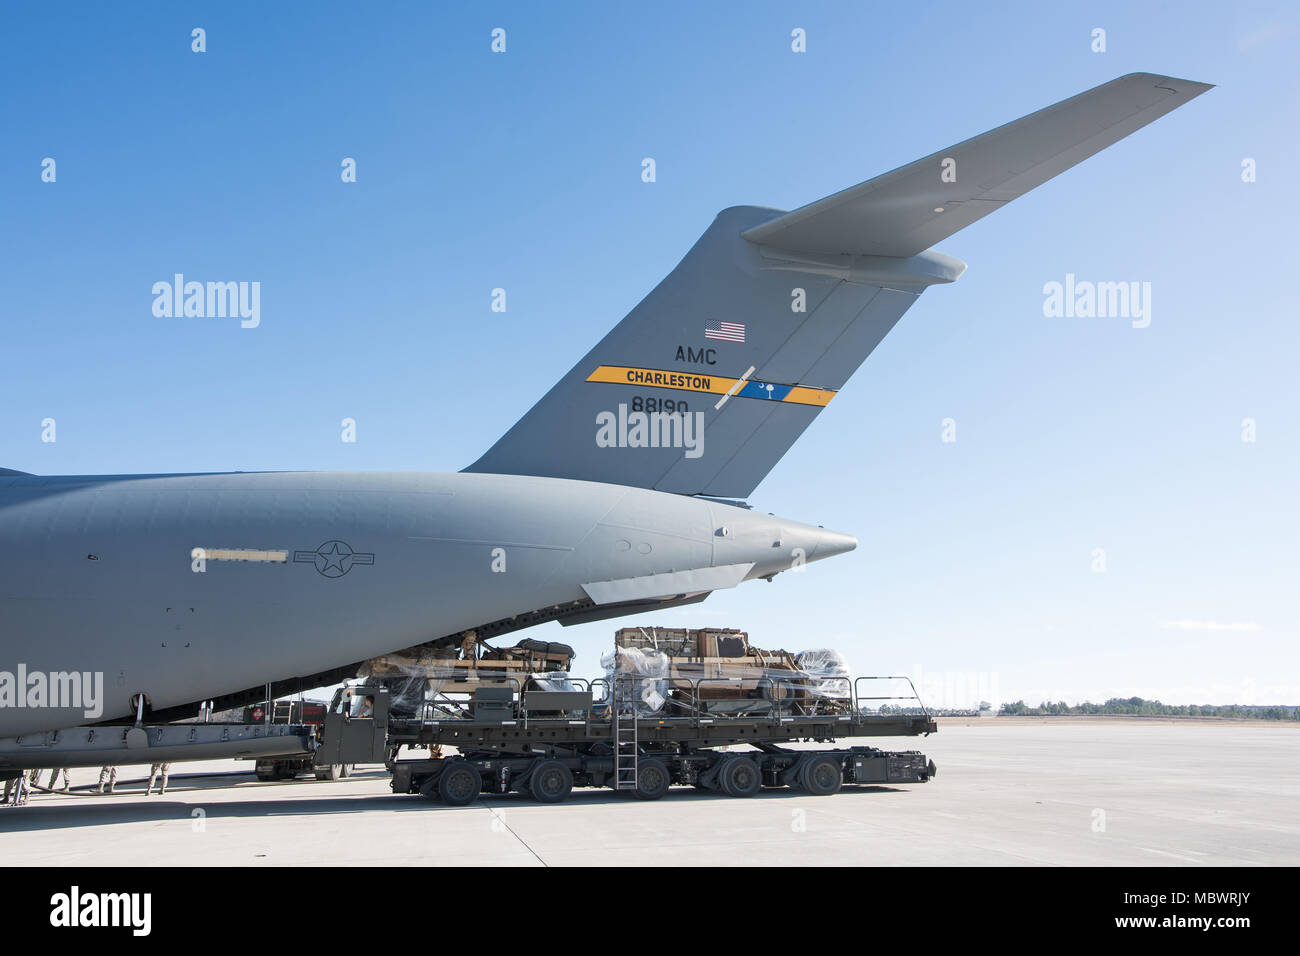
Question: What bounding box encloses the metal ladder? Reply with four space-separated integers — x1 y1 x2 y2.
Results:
613 677 638 791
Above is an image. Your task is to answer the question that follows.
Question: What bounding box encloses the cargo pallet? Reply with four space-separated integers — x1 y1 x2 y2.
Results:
315 675 938 804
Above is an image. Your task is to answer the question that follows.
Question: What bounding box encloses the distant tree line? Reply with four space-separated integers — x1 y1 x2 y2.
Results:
997 697 1299 720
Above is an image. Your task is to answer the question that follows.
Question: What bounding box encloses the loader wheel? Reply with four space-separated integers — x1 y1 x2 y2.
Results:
315 764 343 781
801 754 843 796
438 761 481 806
718 756 761 798
528 759 573 803
633 758 671 801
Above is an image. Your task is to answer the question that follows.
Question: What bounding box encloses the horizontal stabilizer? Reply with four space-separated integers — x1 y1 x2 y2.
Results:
740 73 1213 258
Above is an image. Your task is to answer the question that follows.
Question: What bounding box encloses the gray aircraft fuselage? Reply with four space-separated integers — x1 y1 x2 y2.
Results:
0 72 1212 749
0 470 853 737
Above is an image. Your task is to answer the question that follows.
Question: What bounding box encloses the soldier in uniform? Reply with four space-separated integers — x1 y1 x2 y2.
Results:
147 762 171 795
3 772 23 805
97 765 118 794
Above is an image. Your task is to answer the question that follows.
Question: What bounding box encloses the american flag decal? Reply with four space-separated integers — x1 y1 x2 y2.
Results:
704 320 745 343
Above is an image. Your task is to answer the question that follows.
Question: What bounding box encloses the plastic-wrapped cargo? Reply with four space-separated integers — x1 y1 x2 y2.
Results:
356 649 453 715
601 646 671 715
527 671 579 693
604 647 795 715
746 647 799 671
614 626 752 658
601 632 857 716
358 648 529 716
614 627 698 657
359 648 457 678
795 648 851 700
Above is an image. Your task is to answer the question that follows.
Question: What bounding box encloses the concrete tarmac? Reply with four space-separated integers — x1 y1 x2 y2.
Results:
2 719 1297 866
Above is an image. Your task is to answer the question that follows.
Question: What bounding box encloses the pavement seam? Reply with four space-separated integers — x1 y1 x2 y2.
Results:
487 807 548 867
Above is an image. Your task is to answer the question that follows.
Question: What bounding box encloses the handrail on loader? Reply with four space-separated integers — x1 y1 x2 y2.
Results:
852 676 930 717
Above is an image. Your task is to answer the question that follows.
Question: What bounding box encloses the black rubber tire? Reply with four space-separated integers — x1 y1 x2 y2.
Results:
800 754 844 796
528 759 574 803
437 761 482 805
633 757 671 800
718 756 762 798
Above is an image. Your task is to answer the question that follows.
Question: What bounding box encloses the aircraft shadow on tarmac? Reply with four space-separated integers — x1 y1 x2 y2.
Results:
0 779 906 832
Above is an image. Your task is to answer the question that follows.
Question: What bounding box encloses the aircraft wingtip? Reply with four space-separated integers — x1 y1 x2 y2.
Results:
1122 72 1216 95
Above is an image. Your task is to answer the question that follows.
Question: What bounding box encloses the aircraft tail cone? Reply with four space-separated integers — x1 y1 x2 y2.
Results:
813 528 858 560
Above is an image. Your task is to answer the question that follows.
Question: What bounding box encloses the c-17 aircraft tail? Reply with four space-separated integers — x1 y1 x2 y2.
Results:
465 73 1211 500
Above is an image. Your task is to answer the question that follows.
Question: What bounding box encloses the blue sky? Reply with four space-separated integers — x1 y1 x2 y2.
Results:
3 2 1296 706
